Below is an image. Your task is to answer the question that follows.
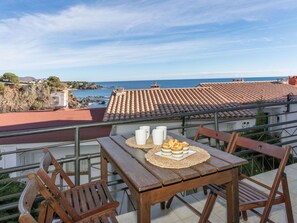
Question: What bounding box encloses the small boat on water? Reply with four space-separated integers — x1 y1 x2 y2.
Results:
151 81 160 89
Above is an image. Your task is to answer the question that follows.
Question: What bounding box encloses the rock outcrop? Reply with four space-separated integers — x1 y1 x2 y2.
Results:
0 84 81 113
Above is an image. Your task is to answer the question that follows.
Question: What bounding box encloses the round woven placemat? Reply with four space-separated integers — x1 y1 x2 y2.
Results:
125 135 172 149
145 146 210 169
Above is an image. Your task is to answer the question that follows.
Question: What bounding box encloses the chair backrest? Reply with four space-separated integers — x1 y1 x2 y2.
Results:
233 135 291 214
18 173 54 223
232 135 291 176
194 125 238 153
37 149 81 222
40 148 75 188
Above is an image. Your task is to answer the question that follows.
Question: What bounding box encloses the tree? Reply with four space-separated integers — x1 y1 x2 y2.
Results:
1 72 19 84
47 76 64 88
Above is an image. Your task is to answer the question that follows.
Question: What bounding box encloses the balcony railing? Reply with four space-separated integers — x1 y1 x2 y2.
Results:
1 100 297 222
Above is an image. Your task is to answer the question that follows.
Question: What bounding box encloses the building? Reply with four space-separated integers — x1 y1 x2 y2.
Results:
103 80 297 146
0 108 111 180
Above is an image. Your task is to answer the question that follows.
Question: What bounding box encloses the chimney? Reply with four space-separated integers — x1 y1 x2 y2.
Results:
288 76 297 86
114 87 125 96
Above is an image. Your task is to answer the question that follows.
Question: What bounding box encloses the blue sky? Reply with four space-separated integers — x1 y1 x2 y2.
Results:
0 0 297 81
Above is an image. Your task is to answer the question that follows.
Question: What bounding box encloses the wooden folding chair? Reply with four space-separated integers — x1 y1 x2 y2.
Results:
36 148 119 223
194 125 238 153
164 125 238 209
199 136 294 223
19 173 55 223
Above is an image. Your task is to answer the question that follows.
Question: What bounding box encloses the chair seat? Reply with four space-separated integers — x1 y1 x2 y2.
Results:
63 180 118 222
208 180 284 211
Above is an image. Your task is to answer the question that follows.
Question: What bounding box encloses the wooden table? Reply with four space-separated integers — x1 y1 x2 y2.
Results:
98 133 247 223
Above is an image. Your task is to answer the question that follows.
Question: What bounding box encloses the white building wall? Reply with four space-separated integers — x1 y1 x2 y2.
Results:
113 118 256 139
281 104 297 150
0 141 101 184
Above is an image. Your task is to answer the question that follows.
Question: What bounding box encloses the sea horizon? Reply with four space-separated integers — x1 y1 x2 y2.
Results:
71 76 286 108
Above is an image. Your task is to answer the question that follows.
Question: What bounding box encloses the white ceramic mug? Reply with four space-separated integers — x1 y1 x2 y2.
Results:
156 126 167 140
152 128 164 145
139 126 150 139
135 129 147 145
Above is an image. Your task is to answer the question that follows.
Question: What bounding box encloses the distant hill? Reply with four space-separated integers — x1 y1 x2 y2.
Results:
19 76 36 82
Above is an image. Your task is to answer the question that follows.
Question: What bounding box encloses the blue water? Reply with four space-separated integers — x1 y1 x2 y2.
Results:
71 76 285 108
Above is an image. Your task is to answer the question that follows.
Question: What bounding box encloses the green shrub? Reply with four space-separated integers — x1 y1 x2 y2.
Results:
0 82 4 94
1 72 19 84
47 76 64 88
0 172 25 222
30 101 43 110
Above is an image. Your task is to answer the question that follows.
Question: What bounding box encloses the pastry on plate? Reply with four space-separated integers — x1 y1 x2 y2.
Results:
171 143 184 158
171 143 183 151
162 143 171 149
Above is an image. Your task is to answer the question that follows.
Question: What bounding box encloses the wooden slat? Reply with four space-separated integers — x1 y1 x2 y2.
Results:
96 182 108 204
98 137 162 191
45 205 54 223
90 183 102 206
38 201 47 223
169 133 247 166
191 162 217 175
111 135 183 185
84 185 95 211
205 156 232 171
64 190 73 207
78 188 88 213
71 189 81 214
101 182 115 202
236 136 286 159
172 168 201 180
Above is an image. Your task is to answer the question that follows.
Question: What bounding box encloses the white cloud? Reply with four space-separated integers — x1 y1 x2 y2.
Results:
0 0 297 73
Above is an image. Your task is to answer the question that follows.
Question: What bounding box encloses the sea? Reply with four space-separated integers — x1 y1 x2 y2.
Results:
71 76 285 108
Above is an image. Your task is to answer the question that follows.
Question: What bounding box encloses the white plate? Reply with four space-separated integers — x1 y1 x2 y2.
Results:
155 150 196 161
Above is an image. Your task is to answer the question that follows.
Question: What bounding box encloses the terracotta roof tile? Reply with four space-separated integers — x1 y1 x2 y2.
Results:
199 81 297 104
103 87 254 122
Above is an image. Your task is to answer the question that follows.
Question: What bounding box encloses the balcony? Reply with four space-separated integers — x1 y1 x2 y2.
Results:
1 100 297 222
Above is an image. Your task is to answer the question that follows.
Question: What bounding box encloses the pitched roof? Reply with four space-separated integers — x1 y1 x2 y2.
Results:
199 81 297 104
103 87 254 122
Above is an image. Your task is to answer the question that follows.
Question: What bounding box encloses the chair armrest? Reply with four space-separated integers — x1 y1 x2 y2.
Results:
80 201 119 219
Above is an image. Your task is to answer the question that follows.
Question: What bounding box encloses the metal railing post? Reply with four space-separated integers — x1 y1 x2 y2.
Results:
182 116 186 135
214 112 220 149
75 127 81 186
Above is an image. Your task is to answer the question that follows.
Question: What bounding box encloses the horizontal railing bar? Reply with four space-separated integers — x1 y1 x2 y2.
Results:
0 138 99 156
1 100 296 139
0 153 100 174
235 119 297 133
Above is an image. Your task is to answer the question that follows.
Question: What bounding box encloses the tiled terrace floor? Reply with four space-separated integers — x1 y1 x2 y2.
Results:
116 163 297 223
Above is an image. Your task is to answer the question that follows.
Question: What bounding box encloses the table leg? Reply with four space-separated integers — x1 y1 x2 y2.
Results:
101 152 108 182
137 193 151 223
226 168 239 223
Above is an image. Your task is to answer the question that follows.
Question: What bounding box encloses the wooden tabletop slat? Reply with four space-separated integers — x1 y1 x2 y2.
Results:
172 168 201 180
98 137 162 191
169 133 247 166
206 157 233 171
111 135 183 185
191 162 218 175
